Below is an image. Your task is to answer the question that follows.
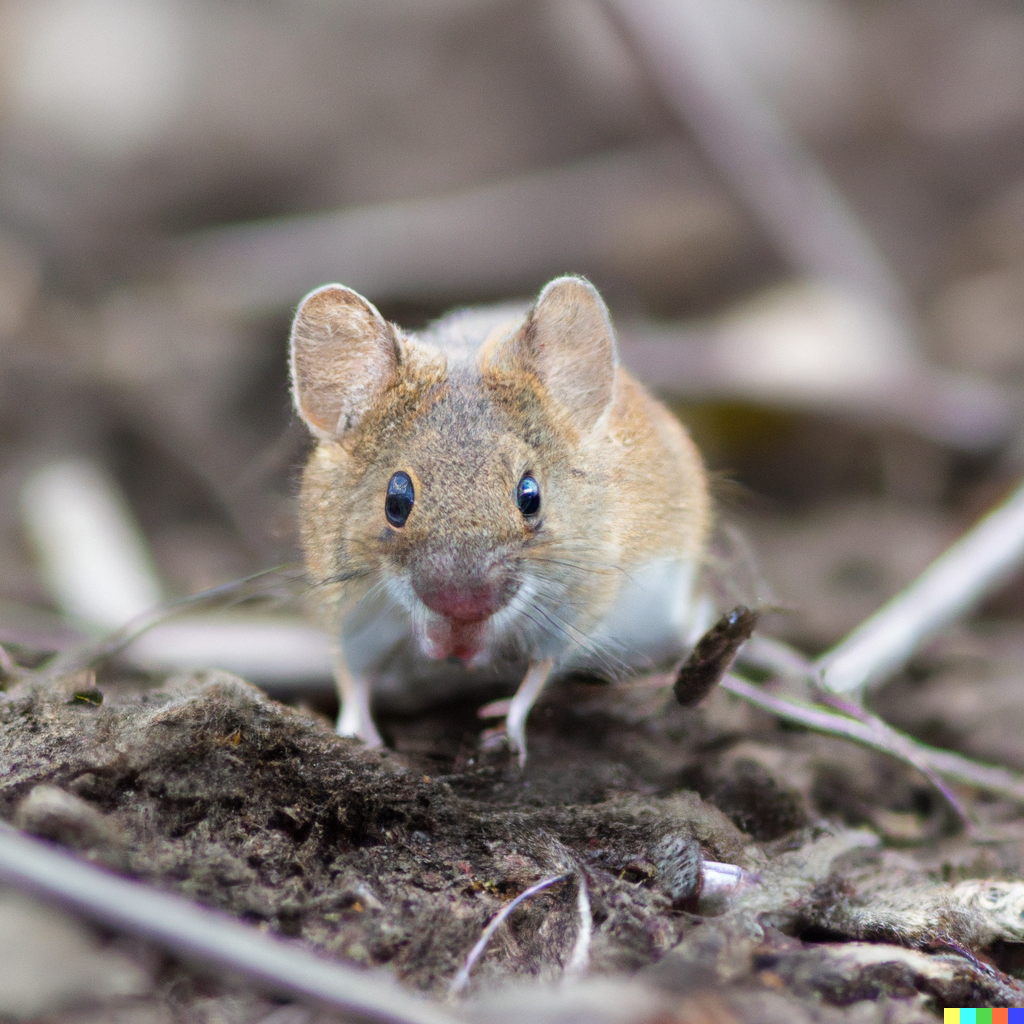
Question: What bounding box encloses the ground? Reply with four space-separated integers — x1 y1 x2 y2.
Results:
1 661 1022 1022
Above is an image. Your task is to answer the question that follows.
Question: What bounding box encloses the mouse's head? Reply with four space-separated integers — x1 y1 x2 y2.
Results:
291 276 621 665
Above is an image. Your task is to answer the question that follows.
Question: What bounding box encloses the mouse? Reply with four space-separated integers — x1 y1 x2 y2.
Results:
290 275 710 764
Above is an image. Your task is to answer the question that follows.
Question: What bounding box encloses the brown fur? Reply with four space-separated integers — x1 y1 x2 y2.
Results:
291 276 710 744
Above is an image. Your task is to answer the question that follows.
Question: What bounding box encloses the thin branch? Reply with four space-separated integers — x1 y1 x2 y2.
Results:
737 633 816 682
601 0 913 327
448 873 571 996
20 459 165 634
0 825 457 1024
598 1 1012 453
31 564 303 683
816 476 1024 696
917 747 1024 801
813 687 970 825
563 874 592 980
170 143 722 317
719 674 1024 805
734 632 1024 811
0 642 17 679
700 861 754 902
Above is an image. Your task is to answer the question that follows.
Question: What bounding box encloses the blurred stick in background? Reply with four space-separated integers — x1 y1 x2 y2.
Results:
170 142 742 315
0 824 458 1024
602 0 913 331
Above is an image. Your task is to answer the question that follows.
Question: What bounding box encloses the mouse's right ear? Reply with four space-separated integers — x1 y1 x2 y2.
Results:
290 284 400 442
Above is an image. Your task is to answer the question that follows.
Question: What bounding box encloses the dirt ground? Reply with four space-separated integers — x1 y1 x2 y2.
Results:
2 652 1024 1022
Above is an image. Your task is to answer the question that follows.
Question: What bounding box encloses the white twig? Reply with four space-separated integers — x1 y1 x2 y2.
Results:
699 861 754 902
20 460 164 634
0 642 16 678
19 461 334 687
448 873 571 996
817 477 1024 696
33 565 312 684
172 143 717 316
0 825 457 1024
720 674 1024 806
919 747 1024 801
736 633 815 682
563 874 592 979
814 688 970 824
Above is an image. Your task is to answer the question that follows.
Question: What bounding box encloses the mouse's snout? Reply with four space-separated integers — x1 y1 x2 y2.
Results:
412 561 518 623
415 583 502 623
410 554 521 663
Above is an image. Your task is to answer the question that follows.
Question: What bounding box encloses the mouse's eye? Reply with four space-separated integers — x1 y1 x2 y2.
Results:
516 474 541 517
385 471 414 527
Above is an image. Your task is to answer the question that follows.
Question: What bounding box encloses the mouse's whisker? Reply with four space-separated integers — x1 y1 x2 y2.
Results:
532 595 634 677
321 567 375 586
503 586 560 651
526 598 607 664
525 555 623 578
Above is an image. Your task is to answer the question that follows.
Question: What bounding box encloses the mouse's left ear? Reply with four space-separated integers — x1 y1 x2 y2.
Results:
486 276 618 434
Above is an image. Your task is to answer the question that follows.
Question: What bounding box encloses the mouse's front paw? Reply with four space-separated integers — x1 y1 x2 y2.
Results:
476 716 528 767
478 724 509 752
336 700 383 747
504 719 529 768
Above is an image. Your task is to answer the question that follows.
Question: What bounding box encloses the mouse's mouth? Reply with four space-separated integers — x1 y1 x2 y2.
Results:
420 617 490 664
412 579 524 666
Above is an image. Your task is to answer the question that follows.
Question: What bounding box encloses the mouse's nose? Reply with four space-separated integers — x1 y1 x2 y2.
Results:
413 582 504 622
411 551 518 622
410 539 519 622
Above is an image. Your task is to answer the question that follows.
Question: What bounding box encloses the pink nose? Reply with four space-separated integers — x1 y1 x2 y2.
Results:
416 585 501 623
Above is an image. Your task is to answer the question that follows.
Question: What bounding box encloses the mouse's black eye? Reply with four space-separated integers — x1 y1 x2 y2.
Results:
516 474 541 517
385 472 414 527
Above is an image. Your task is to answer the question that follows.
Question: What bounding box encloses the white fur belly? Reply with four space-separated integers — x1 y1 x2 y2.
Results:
565 557 707 677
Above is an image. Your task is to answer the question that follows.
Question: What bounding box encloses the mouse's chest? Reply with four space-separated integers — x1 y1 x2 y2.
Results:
566 556 706 676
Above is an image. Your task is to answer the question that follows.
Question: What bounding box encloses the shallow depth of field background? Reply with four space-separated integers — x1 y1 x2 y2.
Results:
2 0 1024 766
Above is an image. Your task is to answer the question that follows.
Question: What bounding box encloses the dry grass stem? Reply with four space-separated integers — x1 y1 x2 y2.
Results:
0 825 459 1024
0 643 16 679
32 565 305 683
563 874 593 979
817 476 1024 696
172 144 715 317
602 0 912 325
720 674 1024 807
448 873 572 997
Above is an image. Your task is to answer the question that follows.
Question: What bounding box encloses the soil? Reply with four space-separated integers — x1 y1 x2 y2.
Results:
2 665 1023 1022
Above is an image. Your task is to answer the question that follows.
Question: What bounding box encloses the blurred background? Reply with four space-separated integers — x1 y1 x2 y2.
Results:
3 0 1024 762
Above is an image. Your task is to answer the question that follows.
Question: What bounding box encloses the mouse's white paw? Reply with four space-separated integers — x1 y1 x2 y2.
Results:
336 700 383 747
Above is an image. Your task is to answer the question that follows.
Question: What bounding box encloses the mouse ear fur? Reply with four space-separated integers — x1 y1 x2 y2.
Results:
488 276 617 434
290 284 400 441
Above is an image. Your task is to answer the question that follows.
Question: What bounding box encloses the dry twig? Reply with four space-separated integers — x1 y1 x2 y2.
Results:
563 873 593 980
0 642 16 679
723 476 1024 811
719 674 1024 807
817 476 1024 697
448 873 572 997
602 0 911 327
0 825 458 1024
171 143 721 316
32 564 308 683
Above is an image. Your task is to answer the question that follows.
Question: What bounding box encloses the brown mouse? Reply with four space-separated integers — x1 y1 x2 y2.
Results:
290 275 710 763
